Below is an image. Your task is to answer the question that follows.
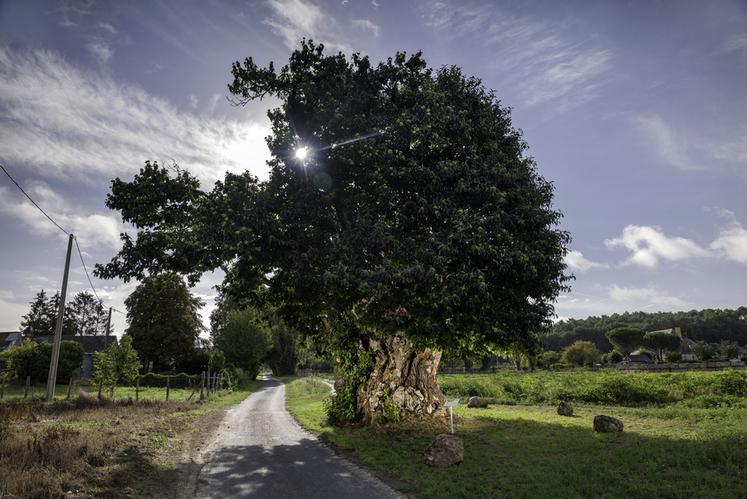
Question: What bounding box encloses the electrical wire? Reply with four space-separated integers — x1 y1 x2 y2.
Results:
74 236 101 302
0 163 70 235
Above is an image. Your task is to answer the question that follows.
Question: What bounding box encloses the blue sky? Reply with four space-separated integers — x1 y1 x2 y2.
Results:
0 0 746 335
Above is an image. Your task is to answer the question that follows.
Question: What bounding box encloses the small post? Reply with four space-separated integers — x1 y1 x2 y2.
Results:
1 380 5 400
166 375 170 401
207 370 211 394
135 378 140 401
24 375 31 398
66 377 73 400
97 383 102 400
199 371 205 401
445 398 459 435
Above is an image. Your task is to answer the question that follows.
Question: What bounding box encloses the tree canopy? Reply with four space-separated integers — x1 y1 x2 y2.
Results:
124 273 203 371
95 40 570 358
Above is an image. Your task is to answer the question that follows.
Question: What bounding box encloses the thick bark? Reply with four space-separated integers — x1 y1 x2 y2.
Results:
356 335 445 424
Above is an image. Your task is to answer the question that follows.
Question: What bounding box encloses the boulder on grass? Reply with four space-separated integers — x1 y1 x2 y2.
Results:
467 396 489 408
593 415 623 433
424 434 464 468
556 401 573 417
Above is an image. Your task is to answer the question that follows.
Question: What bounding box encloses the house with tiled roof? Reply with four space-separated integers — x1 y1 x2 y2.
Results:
646 327 697 361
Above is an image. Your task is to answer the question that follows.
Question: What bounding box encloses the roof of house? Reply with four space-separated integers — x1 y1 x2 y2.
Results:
628 351 653 363
35 335 117 353
0 331 23 349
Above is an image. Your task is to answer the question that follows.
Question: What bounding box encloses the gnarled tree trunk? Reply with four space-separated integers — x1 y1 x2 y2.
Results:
356 335 445 424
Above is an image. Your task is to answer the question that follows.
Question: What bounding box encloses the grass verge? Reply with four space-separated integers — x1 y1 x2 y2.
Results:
0 380 258 498
285 376 747 498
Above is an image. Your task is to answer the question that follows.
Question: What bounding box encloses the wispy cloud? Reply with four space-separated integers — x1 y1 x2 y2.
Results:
86 40 113 63
0 46 271 186
563 250 608 272
352 19 380 38
420 1 612 109
264 0 351 52
634 114 747 173
556 284 690 318
724 33 747 54
608 285 688 309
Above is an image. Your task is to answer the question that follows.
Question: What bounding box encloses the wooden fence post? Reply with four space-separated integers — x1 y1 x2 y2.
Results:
135 378 140 401
199 371 205 401
66 377 73 400
0 381 4 400
24 376 30 398
166 375 170 401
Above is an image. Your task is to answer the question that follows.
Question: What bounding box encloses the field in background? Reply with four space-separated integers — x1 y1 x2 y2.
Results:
439 369 747 407
0 381 258 498
285 373 747 498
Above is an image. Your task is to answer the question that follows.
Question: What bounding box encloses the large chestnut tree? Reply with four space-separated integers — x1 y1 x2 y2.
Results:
95 41 571 423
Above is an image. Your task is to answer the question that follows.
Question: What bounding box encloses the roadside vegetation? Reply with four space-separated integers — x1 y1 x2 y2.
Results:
0 379 258 498
285 373 747 498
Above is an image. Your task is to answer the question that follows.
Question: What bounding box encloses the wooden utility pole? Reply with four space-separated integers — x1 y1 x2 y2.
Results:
46 233 74 402
105 307 112 337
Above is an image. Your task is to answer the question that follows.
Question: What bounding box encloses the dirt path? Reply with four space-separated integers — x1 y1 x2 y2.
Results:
190 377 402 498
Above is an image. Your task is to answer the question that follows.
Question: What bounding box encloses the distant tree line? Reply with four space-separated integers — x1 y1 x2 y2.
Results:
20 290 111 337
542 307 747 352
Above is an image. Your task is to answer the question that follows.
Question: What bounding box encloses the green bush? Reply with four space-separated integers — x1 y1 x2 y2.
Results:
665 351 682 362
1 339 84 383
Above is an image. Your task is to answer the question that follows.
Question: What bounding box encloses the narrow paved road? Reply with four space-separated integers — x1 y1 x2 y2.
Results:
193 377 402 499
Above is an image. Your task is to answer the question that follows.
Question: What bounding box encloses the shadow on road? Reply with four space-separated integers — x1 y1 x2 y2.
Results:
195 439 386 499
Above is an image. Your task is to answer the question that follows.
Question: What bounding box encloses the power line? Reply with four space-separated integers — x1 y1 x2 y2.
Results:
74 236 101 302
0 163 70 235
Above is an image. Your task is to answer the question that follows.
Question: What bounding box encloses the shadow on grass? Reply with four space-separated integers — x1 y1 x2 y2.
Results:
320 413 747 499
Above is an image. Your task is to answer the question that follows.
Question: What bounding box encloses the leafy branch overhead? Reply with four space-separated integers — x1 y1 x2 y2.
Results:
95 39 570 358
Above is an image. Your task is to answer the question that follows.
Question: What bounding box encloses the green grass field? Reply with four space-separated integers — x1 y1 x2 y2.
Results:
0 382 204 402
285 372 747 498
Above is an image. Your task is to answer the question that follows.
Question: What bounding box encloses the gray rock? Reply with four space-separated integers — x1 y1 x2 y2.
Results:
467 396 489 408
593 415 624 433
424 433 464 467
557 401 573 417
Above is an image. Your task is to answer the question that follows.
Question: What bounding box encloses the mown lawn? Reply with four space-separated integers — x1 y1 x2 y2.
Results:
0 380 258 498
285 375 747 499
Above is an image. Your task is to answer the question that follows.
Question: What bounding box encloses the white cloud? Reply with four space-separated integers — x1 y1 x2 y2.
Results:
563 250 608 272
710 209 747 264
420 1 612 109
264 0 351 52
0 47 271 185
352 19 380 38
605 225 709 268
188 94 199 108
98 22 118 34
0 183 125 250
86 40 113 64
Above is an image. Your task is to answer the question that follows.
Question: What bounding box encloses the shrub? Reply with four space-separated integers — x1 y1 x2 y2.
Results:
604 350 623 364
538 351 560 368
137 372 200 388
693 342 717 361
665 351 682 362
1 339 84 383
561 341 601 366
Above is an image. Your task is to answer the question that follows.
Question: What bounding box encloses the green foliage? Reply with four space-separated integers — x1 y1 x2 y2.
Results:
124 272 203 370
693 341 718 361
208 349 226 373
604 350 624 364
718 340 739 360
560 340 601 366
1 339 84 383
96 40 570 366
267 316 299 376
605 327 644 356
19 290 56 336
548 307 747 349
665 351 682 362
69 291 109 336
108 335 141 385
538 350 560 368
213 307 270 379
642 331 681 362
325 349 372 425
92 351 115 393
439 370 747 406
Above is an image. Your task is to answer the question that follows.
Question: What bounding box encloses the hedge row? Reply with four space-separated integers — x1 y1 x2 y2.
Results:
137 372 202 388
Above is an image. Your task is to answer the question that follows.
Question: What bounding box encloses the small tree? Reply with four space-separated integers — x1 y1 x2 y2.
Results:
267 318 299 376
57 341 85 382
561 340 602 367
208 349 226 374
604 350 623 364
605 327 644 357
538 350 560 368
92 351 116 398
213 308 271 379
642 332 681 362
718 340 739 360
693 342 717 361
109 335 141 386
